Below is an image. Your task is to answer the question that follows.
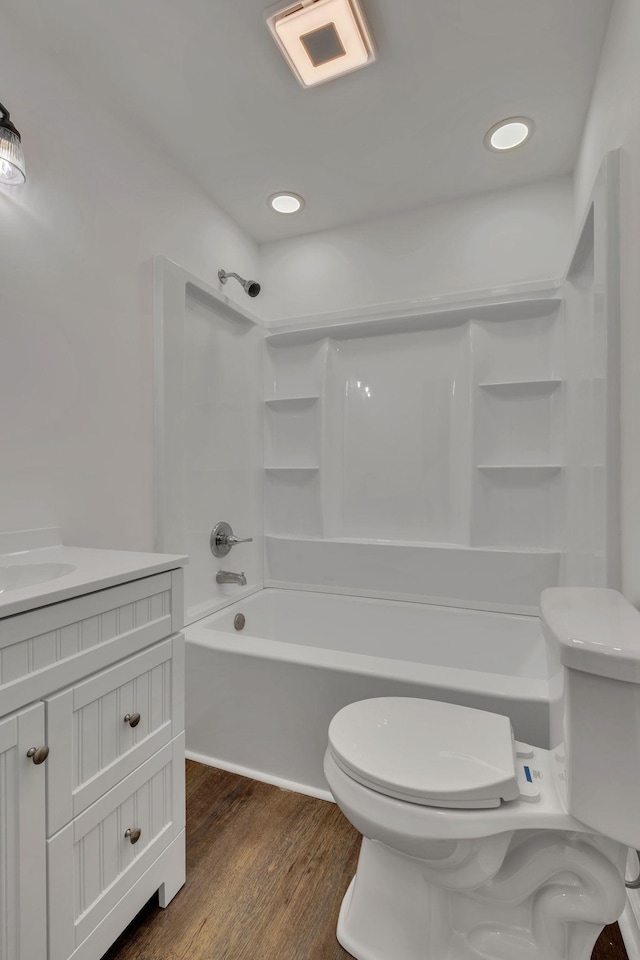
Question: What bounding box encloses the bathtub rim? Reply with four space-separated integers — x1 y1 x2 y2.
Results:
201 584 545 635
186 589 550 707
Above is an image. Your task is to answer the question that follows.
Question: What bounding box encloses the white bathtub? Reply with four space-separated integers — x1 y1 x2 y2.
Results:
185 588 549 799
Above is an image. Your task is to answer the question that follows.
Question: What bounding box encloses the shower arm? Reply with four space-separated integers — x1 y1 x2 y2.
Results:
217 268 261 298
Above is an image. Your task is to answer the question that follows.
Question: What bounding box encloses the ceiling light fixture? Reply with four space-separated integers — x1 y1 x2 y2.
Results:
484 117 534 153
266 0 376 88
0 102 26 185
269 192 305 214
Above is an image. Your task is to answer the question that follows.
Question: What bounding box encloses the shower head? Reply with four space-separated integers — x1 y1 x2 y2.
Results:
218 269 261 298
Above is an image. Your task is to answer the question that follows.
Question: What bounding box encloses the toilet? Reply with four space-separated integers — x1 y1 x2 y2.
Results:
324 588 640 960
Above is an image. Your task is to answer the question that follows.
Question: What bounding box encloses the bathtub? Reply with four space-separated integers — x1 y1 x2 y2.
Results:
185 588 549 800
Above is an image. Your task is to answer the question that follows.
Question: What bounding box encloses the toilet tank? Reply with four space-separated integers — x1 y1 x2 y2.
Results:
541 588 640 849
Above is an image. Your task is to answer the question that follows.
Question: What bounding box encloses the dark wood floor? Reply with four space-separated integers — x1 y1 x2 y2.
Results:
103 761 629 960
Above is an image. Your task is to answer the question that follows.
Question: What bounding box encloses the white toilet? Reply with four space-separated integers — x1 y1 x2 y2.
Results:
324 588 640 960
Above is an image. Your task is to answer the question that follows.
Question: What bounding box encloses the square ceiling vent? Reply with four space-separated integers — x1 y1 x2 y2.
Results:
266 0 376 88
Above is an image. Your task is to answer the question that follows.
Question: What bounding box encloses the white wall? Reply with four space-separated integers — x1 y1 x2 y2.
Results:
574 0 640 603
259 177 575 321
0 14 259 552
0 8 605 575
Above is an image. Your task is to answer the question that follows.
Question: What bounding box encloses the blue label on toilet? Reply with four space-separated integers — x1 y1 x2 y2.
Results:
524 766 533 783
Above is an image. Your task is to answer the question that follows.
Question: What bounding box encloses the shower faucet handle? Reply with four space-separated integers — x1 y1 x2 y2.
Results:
210 521 253 558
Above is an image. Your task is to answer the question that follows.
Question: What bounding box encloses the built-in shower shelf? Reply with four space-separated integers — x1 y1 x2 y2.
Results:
266 534 560 553
265 465 320 472
264 395 320 406
478 379 563 393
265 296 562 347
477 464 563 473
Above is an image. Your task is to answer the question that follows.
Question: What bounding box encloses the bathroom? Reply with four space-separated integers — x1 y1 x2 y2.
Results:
1 0 640 958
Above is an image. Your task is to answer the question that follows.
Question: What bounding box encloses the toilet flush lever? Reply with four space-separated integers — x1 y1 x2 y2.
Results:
210 521 253 558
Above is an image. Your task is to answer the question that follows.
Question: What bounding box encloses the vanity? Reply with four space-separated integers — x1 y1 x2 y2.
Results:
0 528 187 960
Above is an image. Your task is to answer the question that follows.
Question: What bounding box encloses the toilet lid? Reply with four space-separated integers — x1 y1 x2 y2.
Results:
328 698 519 809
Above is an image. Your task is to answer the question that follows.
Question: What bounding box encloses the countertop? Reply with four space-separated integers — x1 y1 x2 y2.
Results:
0 529 187 619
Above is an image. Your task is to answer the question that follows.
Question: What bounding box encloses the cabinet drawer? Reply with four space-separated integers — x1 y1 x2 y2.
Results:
48 735 185 960
46 634 185 835
0 570 183 719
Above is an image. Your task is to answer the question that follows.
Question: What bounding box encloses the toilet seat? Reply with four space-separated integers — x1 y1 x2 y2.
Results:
328 697 520 809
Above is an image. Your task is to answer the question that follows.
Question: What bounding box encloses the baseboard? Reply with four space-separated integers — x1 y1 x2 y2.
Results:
185 749 334 803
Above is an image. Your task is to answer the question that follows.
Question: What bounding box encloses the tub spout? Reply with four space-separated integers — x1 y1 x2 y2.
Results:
216 570 247 586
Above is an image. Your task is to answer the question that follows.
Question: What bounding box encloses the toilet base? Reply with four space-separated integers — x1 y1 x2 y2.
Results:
336 833 627 960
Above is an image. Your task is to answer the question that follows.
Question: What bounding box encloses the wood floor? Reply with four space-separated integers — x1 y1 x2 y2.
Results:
103 761 629 960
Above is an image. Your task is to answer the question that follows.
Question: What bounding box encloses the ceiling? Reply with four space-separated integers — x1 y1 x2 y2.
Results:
7 0 613 243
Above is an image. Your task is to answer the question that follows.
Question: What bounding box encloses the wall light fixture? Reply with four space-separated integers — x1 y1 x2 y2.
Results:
0 102 26 185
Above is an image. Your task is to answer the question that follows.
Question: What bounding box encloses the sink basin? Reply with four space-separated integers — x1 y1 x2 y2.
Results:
0 562 76 593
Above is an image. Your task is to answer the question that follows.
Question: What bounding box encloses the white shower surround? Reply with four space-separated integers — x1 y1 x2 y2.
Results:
185 589 549 799
263 295 566 613
154 152 619 798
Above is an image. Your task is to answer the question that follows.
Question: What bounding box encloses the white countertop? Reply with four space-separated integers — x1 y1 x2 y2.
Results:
0 528 187 619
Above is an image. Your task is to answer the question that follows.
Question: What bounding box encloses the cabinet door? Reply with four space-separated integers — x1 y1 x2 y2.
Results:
0 702 47 960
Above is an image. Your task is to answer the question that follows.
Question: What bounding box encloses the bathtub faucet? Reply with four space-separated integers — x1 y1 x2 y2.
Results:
216 570 247 586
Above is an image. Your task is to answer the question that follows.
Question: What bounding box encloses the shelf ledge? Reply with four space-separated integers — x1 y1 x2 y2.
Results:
265 296 562 347
477 464 563 476
265 465 320 472
265 534 561 554
478 379 563 392
264 395 320 405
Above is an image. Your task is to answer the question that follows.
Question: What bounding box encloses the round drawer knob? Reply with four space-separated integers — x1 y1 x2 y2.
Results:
124 827 142 845
124 713 141 728
26 746 49 765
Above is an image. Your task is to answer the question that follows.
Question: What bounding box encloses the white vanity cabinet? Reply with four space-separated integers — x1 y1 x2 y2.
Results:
0 561 186 960
0 702 48 960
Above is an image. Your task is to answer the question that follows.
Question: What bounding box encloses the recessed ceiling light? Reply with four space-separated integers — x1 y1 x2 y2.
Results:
484 117 534 152
265 0 376 88
269 192 305 214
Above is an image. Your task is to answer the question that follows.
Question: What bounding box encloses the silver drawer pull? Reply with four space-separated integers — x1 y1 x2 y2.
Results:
26 746 49 765
124 827 142 845
124 713 141 728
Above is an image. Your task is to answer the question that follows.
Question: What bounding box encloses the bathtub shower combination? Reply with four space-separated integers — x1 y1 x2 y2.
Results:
154 155 623 954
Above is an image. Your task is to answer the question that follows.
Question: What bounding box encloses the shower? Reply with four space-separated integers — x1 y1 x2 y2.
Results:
218 269 261 298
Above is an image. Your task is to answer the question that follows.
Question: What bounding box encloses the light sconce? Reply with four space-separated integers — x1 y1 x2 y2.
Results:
0 102 26 185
